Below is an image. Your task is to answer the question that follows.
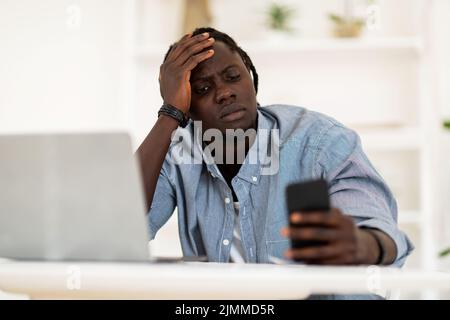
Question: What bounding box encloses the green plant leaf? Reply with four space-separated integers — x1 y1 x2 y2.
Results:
444 120 450 130
329 13 344 24
267 3 295 31
439 247 450 258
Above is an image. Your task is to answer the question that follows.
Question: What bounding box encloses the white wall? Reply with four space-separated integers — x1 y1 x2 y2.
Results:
0 0 132 299
0 0 128 133
434 0 450 120
433 0 450 268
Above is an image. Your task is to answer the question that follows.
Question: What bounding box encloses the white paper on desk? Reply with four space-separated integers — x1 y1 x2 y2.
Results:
268 255 297 265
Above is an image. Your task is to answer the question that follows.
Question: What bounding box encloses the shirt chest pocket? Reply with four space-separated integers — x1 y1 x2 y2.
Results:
266 239 290 261
265 215 290 261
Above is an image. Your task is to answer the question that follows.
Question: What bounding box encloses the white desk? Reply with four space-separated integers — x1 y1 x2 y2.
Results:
0 260 449 299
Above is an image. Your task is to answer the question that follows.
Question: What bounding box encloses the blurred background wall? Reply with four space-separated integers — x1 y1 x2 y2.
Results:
0 0 129 133
1 0 450 299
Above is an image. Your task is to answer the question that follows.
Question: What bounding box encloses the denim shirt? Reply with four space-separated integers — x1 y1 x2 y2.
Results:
148 105 413 269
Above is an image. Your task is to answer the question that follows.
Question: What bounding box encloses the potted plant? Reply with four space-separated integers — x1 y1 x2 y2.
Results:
265 2 296 41
329 14 365 38
440 247 450 258
444 120 450 130
328 0 365 38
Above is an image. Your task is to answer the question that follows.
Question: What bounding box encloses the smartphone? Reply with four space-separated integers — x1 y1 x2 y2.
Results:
286 179 330 250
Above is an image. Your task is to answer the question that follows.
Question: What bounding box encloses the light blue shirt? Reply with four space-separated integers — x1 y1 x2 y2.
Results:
148 105 413 296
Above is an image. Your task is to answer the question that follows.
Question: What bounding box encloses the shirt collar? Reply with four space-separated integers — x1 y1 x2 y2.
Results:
192 107 276 185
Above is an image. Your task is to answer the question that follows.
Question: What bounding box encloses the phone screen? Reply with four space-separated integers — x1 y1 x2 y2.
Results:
286 179 330 250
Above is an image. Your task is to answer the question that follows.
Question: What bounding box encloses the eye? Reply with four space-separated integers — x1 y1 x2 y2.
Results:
227 74 241 81
194 85 210 95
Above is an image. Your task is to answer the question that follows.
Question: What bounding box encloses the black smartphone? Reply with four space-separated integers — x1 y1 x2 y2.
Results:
286 179 330 250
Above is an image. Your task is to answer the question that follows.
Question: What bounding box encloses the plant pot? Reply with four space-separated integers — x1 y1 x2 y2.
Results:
332 22 364 38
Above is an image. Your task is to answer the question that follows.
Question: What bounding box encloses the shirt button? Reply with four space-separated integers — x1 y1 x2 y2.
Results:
224 197 231 204
223 239 230 246
252 176 257 182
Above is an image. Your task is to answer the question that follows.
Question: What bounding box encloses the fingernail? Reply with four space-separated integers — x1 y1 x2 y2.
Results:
284 250 292 259
291 213 302 223
202 32 209 37
280 228 289 237
208 37 215 42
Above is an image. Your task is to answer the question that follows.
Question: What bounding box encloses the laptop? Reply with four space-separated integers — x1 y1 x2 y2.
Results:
0 132 152 262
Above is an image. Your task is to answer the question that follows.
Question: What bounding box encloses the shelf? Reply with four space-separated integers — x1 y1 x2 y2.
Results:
242 37 423 55
357 126 422 151
134 37 424 59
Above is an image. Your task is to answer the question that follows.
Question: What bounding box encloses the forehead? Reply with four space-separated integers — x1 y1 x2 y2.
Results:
191 41 246 78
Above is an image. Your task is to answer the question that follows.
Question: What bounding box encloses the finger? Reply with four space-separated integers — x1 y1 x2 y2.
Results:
286 227 340 242
180 32 192 41
164 33 192 62
176 37 215 66
308 251 357 265
309 256 353 265
290 207 342 220
183 49 215 71
285 244 345 261
290 210 341 227
167 32 209 62
174 33 193 49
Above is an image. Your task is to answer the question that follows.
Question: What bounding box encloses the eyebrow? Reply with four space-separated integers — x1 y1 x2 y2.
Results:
191 64 240 82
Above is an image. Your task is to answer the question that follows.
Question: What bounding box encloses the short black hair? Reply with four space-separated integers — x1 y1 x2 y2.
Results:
164 27 259 94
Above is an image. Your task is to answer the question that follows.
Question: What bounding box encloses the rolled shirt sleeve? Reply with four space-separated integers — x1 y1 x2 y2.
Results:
315 123 414 266
147 159 177 240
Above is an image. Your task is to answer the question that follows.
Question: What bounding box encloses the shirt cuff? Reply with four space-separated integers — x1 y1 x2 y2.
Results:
356 218 415 267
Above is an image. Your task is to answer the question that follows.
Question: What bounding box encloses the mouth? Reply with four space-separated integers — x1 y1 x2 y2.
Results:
219 104 246 122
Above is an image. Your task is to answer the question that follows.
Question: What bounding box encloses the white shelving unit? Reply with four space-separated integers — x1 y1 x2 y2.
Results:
134 37 424 59
124 0 441 297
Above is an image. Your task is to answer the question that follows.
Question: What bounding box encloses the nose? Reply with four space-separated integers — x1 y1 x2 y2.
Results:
215 83 236 105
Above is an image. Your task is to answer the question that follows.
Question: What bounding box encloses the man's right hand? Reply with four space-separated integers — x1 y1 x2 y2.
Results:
159 32 215 114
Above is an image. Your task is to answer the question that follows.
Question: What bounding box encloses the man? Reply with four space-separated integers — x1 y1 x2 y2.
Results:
136 27 413 299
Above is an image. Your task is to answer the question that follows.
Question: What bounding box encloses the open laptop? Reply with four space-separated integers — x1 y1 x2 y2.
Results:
0 132 152 262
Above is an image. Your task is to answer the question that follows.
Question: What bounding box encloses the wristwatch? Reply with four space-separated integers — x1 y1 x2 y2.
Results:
158 104 189 128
